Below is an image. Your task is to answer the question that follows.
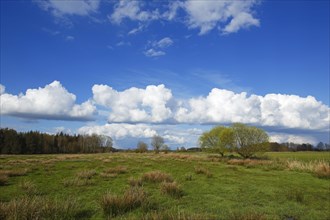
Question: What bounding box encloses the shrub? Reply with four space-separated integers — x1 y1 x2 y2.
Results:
142 171 173 183
160 182 184 198
100 187 147 217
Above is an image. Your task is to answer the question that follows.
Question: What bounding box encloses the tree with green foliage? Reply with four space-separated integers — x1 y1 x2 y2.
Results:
151 135 164 154
199 126 234 157
136 141 148 153
231 123 269 158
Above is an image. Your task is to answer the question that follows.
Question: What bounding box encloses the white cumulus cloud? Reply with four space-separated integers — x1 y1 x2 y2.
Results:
0 81 96 121
36 0 100 17
110 0 160 24
175 89 262 124
183 0 259 35
92 84 173 123
269 133 318 145
91 84 329 131
0 84 5 95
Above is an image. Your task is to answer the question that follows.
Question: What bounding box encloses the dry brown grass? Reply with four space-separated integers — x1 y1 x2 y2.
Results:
63 177 94 187
0 196 84 220
194 167 213 178
0 174 9 186
160 181 184 198
19 180 38 195
76 170 97 179
227 159 272 167
100 187 147 217
128 177 143 187
286 160 330 178
142 171 173 183
100 173 118 178
0 168 29 177
103 166 128 174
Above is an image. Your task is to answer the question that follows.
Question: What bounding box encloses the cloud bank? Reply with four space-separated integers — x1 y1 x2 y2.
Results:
92 84 329 131
1 81 328 145
0 81 96 121
2 81 328 133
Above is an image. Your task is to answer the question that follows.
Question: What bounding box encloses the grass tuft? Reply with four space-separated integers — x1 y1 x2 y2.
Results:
160 181 184 198
142 210 212 220
100 187 147 217
227 210 268 220
63 177 94 187
76 170 97 179
142 171 173 183
0 175 9 186
19 180 39 195
103 166 128 174
0 168 29 177
0 196 86 220
286 160 330 178
194 166 213 178
285 189 305 203
128 177 143 187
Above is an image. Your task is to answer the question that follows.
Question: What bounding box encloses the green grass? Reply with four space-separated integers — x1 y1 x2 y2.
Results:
265 151 330 162
0 152 329 219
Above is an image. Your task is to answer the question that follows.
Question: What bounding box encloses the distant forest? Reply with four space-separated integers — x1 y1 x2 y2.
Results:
0 128 329 154
0 128 114 154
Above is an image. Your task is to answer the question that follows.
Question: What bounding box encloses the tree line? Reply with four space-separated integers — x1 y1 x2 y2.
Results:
0 128 113 154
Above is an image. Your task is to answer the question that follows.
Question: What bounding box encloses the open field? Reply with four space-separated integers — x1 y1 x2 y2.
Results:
0 152 329 219
265 152 330 162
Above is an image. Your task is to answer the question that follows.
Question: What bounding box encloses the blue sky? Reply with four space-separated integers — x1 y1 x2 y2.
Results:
1 0 329 148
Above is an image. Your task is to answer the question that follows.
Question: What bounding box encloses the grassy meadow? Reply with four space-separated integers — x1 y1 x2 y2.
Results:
0 152 329 219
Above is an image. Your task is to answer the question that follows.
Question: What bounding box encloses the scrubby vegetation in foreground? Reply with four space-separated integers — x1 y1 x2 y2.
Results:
0 152 329 219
